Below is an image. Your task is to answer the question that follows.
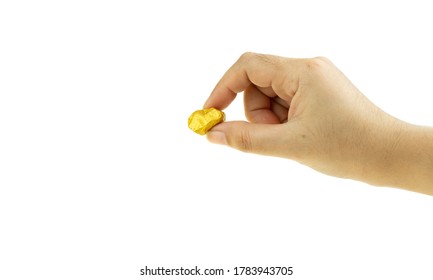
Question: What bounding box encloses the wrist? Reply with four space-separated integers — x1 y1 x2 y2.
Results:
363 118 433 195
392 123 433 194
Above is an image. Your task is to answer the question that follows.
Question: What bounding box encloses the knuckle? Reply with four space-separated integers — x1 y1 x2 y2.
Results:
239 52 279 66
314 56 330 63
303 56 330 74
232 130 253 153
239 52 257 62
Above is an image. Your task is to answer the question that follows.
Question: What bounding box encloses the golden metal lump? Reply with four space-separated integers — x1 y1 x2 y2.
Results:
188 108 225 135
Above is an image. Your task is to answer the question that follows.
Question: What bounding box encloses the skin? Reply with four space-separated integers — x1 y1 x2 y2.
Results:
204 52 433 196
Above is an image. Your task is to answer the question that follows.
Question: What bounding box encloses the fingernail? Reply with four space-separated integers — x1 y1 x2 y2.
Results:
207 131 227 145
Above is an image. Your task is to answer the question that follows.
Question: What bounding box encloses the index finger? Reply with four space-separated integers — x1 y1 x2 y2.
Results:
203 52 300 110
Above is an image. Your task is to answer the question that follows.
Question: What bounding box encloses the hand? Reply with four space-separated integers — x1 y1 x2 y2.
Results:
204 52 433 194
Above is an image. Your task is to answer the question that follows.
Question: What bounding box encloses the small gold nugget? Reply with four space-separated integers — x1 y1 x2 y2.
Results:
188 108 225 135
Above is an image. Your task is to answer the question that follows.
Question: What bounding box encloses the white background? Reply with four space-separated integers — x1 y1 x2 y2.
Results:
1 1 433 279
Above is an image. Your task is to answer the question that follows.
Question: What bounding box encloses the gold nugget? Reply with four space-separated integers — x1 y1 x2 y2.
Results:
188 108 225 135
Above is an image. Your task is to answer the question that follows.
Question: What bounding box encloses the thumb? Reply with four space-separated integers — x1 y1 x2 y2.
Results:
206 121 301 157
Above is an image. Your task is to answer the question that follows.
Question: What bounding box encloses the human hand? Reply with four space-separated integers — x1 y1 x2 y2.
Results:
204 53 433 193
